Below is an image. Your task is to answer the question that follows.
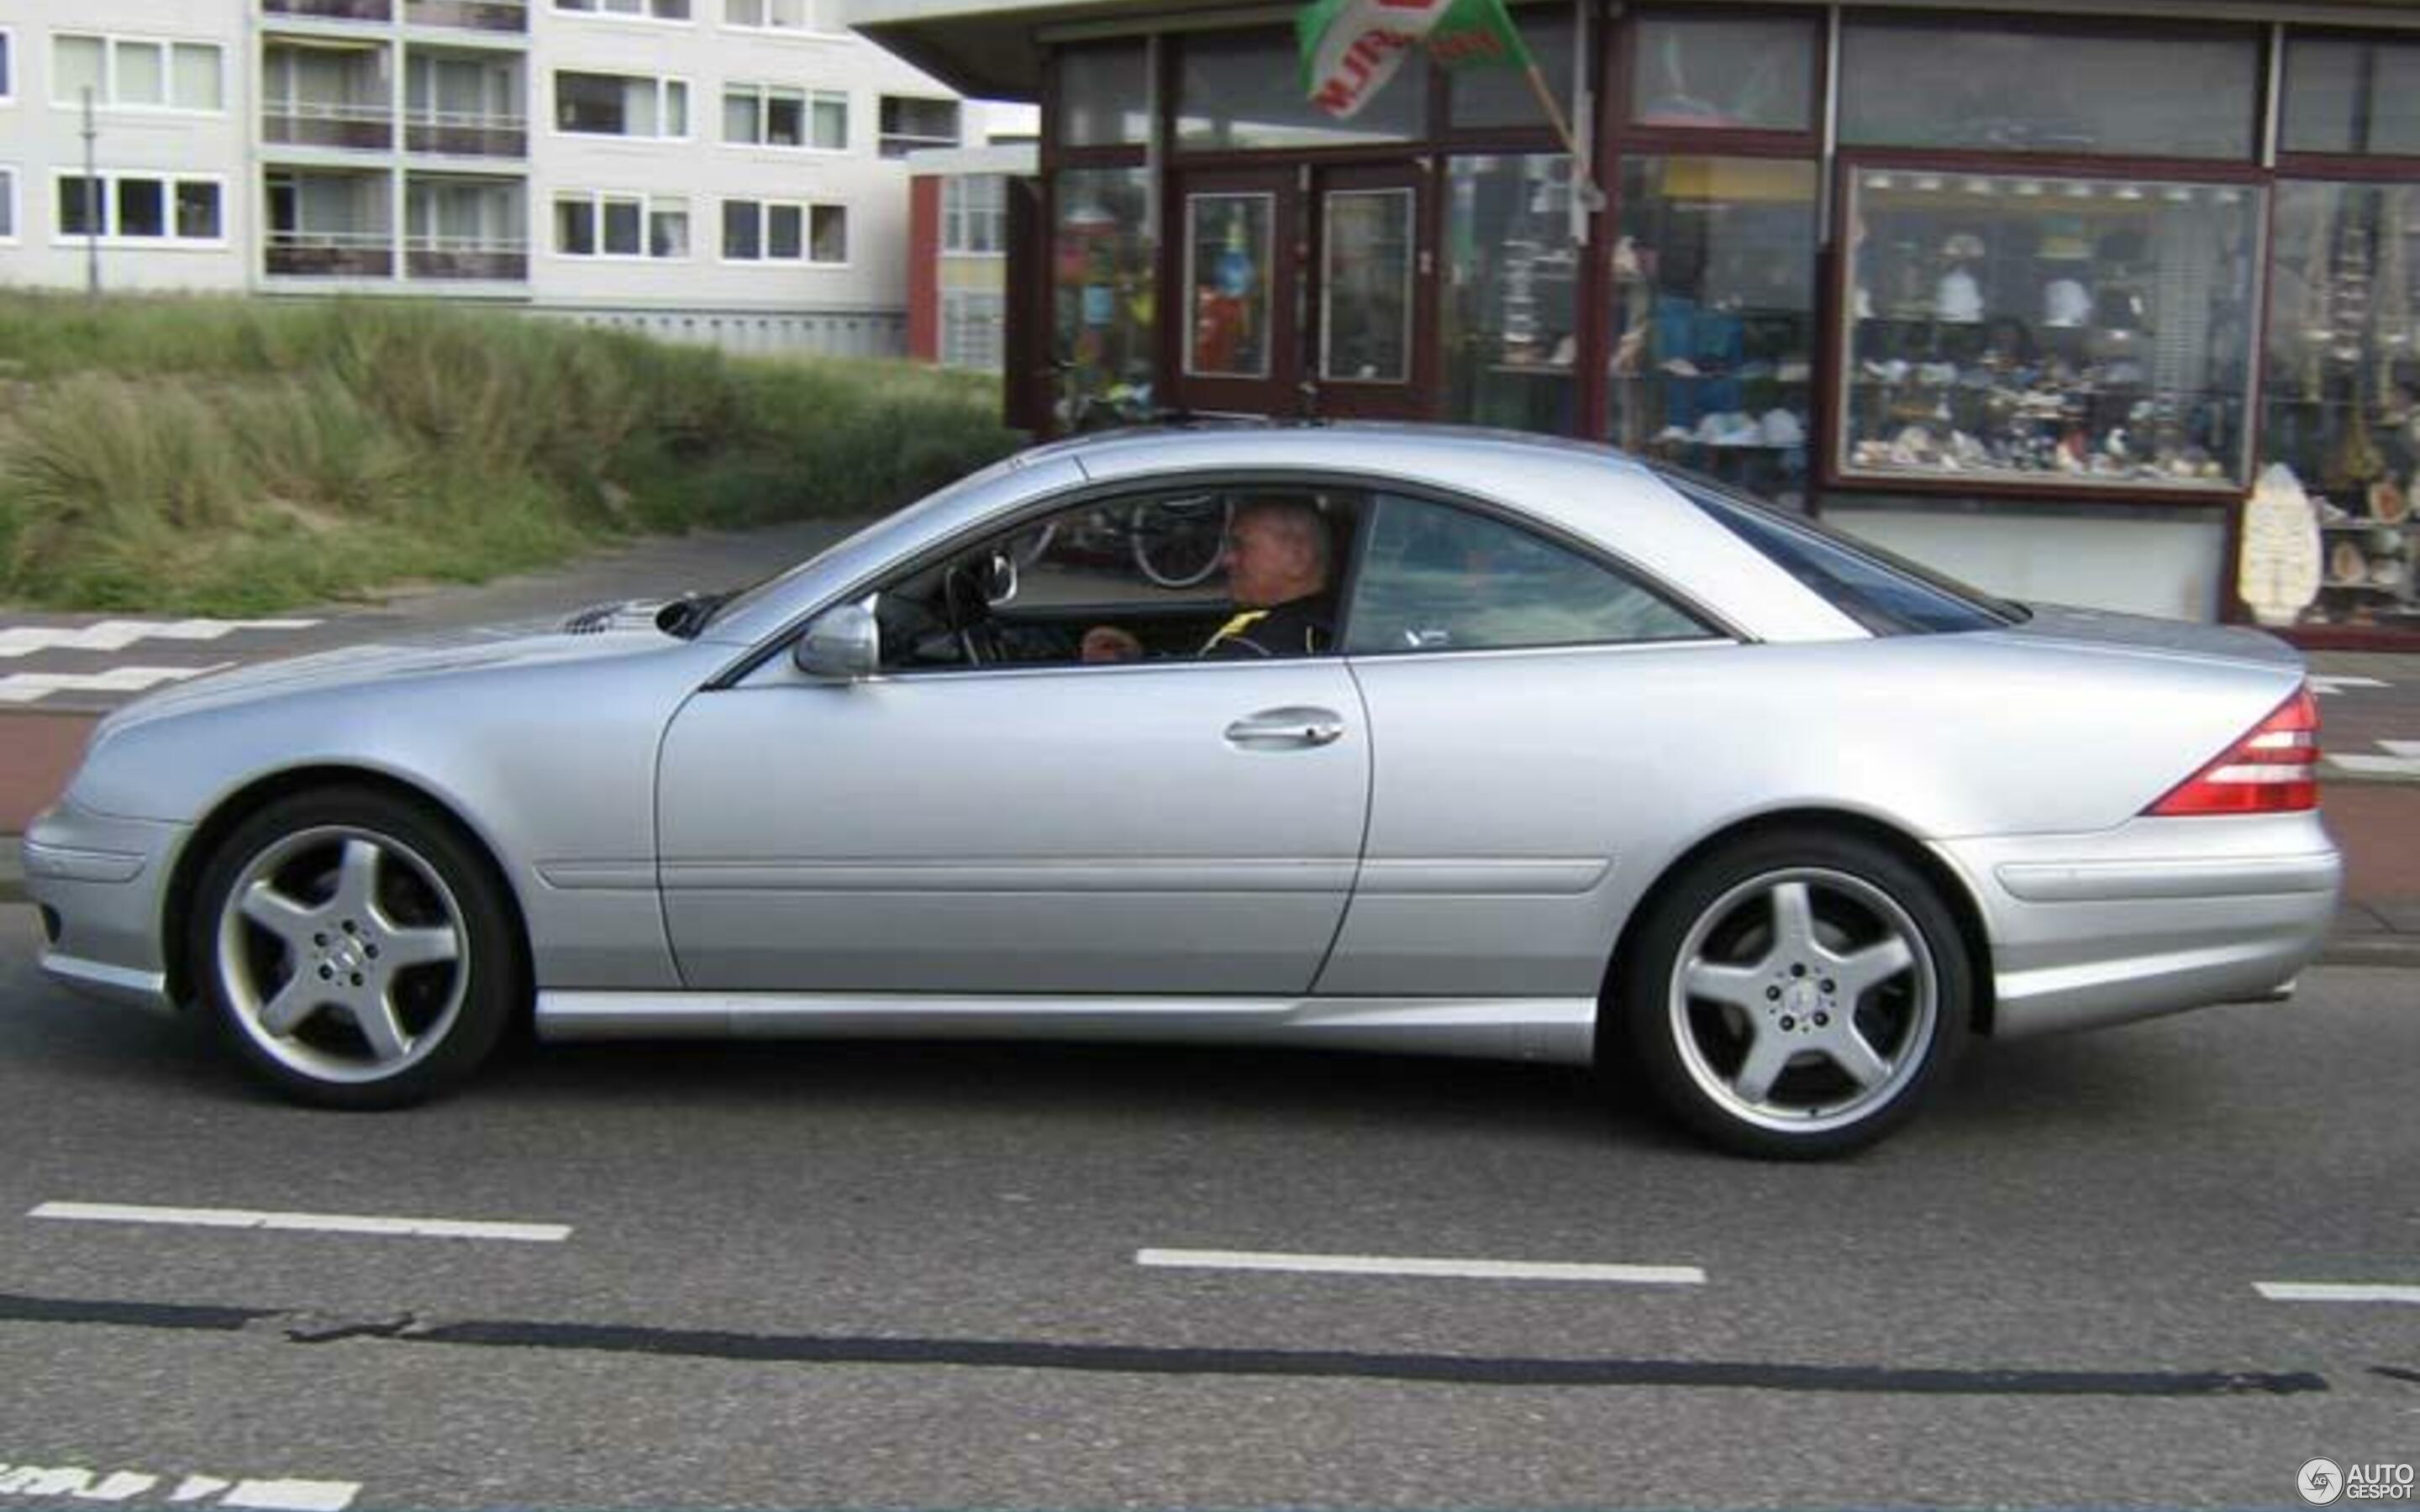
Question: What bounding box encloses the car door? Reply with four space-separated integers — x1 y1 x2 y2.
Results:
1318 491 1733 999
655 648 1370 997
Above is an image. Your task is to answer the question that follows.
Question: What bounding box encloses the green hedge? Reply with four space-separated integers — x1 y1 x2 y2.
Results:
0 293 1024 613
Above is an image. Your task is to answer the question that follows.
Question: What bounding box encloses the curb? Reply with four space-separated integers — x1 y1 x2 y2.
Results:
7 843 2418 969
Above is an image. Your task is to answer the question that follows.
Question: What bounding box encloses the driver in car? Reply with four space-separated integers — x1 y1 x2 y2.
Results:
1080 499 1335 663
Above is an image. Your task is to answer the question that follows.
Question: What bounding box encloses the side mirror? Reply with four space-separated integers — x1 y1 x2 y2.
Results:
793 603 880 681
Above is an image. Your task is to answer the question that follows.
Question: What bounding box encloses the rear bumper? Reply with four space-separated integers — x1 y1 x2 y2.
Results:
1932 813 2342 1039
22 802 185 1017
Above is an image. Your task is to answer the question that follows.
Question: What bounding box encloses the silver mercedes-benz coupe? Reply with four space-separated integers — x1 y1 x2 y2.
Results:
24 425 2342 1157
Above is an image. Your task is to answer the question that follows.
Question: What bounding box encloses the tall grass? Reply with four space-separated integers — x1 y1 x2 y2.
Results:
0 292 1022 613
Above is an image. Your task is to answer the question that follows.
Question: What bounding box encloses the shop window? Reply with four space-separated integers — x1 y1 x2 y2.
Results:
1838 18 2256 160
1608 156 1818 505
2259 182 2420 633
1449 8 1573 133
2283 36 2420 159
1442 155 1576 429
1323 190 1413 384
1841 168 2260 491
1055 41 1149 149
1628 13 1814 134
1177 30 1425 152
1054 167 1157 423
1186 193 1273 379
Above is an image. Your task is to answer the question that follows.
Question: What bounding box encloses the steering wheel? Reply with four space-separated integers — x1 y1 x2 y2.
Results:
941 555 1007 665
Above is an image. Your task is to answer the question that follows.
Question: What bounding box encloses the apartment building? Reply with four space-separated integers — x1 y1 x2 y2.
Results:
0 0 1029 354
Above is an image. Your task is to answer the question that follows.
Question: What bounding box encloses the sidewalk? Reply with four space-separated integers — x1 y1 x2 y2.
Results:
4 521 2418 966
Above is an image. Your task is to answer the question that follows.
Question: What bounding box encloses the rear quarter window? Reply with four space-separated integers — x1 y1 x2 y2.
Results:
1660 470 2022 635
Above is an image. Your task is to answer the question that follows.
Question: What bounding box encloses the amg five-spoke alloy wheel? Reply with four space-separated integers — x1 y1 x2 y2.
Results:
190 788 522 1109
1619 829 1971 1158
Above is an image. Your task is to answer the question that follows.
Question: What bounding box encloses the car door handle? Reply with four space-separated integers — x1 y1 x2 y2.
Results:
1224 706 1347 749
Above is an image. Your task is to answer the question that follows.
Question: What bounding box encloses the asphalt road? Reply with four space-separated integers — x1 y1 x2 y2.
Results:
1 911 2413 1510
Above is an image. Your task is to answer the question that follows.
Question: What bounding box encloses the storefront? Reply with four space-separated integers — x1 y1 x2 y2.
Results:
845 0 2420 645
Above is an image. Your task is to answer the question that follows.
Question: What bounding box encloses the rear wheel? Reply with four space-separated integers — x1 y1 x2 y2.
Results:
1617 829 1970 1159
189 787 522 1109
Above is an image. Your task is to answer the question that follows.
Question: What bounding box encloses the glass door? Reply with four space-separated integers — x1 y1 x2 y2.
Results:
1172 169 1299 416
1312 164 1429 420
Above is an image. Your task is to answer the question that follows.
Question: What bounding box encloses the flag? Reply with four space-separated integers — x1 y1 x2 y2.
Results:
1297 0 1531 119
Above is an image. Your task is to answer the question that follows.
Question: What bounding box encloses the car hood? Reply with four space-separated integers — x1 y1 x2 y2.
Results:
1992 601 2303 670
92 608 676 735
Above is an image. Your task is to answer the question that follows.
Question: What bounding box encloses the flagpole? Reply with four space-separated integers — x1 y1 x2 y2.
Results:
1521 55 1579 160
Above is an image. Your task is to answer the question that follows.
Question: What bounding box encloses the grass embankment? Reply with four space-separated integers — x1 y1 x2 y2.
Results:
0 293 1023 613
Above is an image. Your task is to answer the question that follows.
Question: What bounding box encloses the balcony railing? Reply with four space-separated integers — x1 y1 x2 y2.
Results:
263 100 395 152
405 234 528 281
404 110 528 158
266 230 395 278
265 0 394 20
404 0 528 32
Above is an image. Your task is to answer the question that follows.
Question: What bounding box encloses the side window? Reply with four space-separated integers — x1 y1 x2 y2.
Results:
1344 495 1715 654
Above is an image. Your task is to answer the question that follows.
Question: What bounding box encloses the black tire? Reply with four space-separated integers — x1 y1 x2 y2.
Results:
1614 827 1971 1160
187 785 523 1110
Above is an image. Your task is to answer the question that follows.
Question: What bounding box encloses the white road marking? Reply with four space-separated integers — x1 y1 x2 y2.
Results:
2256 1281 2420 1305
0 1464 355 1509
2327 752 2420 778
1136 1247 1706 1285
2309 675 2389 696
0 619 320 659
0 664 234 705
29 1201 570 1244
2384 739 2420 759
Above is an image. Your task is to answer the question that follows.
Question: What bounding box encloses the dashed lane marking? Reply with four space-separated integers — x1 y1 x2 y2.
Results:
0 619 321 658
2310 675 2389 696
1135 1247 1706 1285
2328 751 2420 778
0 1466 356 1509
0 664 234 705
29 1201 570 1244
2255 1282 2420 1305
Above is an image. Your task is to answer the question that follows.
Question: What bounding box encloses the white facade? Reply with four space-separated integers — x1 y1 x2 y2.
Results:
0 0 1032 353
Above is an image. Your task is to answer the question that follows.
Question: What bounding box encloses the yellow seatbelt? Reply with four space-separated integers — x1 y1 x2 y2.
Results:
1201 609 1269 654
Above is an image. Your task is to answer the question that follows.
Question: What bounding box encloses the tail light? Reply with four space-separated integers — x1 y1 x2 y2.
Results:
2144 684 2320 816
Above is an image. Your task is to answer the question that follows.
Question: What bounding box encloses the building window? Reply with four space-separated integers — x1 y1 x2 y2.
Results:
556 71 689 137
52 171 224 244
723 83 845 149
1443 155 1576 431
725 0 823 30
1054 167 1155 421
1627 14 1814 134
1052 41 1148 149
2283 34 2420 158
1838 17 2257 160
0 167 17 242
553 0 692 19
1840 167 2260 491
1611 156 1818 503
51 35 224 112
1 30 13 102
1178 29 1424 151
555 191 688 258
878 95 958 158
941 174 1003 254
722 198 844 263
941 290 1003 370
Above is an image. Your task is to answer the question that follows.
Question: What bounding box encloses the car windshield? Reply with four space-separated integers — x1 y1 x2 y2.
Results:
1654 466 2025 636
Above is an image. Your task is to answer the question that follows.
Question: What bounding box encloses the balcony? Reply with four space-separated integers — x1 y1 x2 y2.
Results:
264 101 395 152
406 236 528 281
405 109 527 159
404 0 529 32
266 231 396 278
266 0 395 19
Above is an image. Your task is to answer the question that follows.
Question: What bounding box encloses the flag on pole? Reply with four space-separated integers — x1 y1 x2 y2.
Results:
1297 0 1531 120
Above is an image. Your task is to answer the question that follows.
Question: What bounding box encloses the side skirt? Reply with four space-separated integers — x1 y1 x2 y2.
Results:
535 991 1600 1067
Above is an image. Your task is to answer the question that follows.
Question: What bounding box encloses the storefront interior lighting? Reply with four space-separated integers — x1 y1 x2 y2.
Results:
1914 175 1944 192
2067 182 2096 199
1963 177 1992 195
2015 180 2044 197
2115 183 2145 201
1867 172 1895 190
2165 186 2196 202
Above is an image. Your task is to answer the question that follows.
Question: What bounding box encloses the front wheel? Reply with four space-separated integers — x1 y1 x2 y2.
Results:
188 787 523 1110
1616 830 1971 1159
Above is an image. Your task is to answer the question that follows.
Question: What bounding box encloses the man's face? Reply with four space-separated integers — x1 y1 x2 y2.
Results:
1223 511 1308 608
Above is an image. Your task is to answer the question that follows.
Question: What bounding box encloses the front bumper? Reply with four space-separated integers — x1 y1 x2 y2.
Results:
1933 812 2343 1038
22 801 188 1016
